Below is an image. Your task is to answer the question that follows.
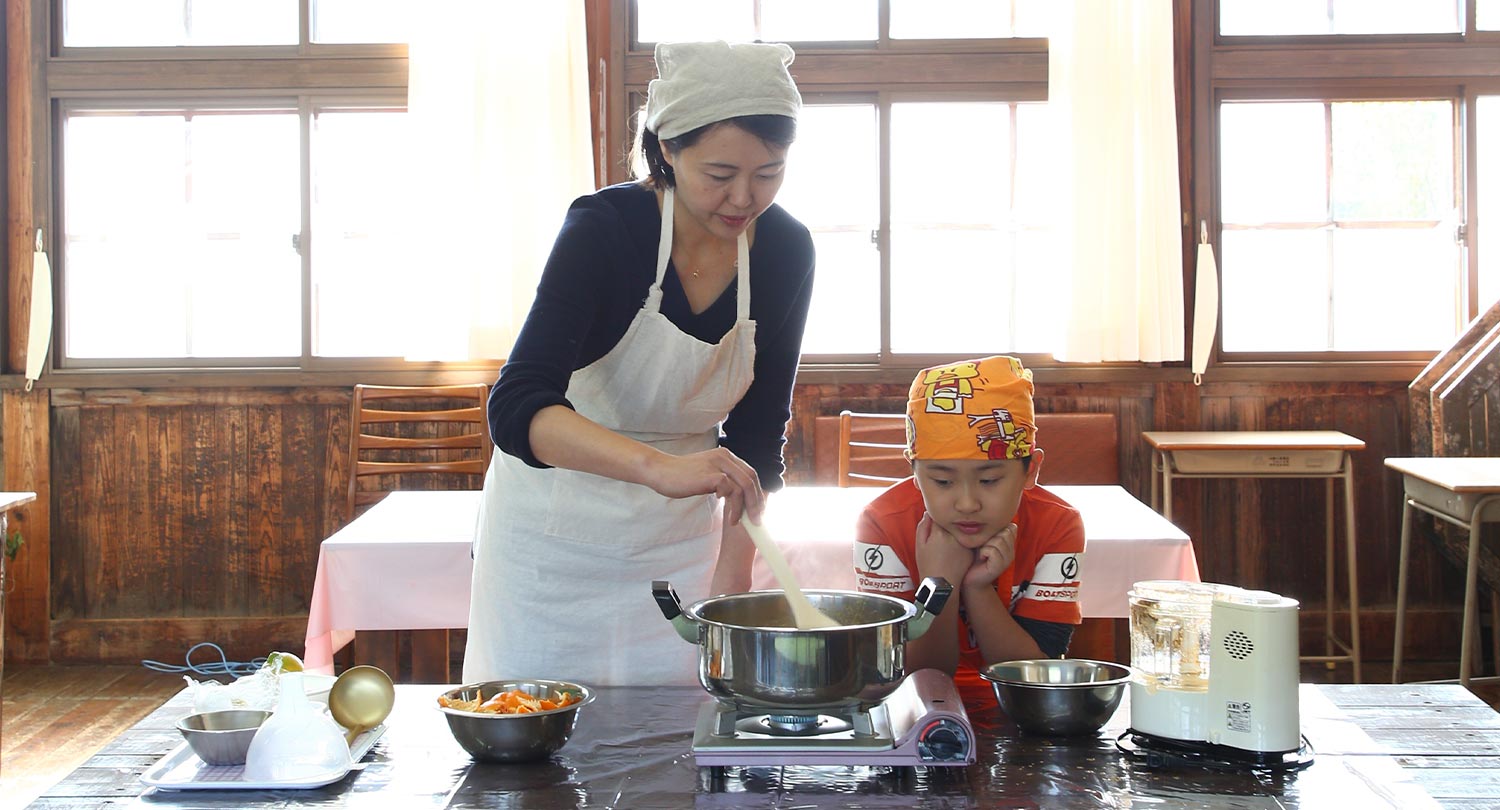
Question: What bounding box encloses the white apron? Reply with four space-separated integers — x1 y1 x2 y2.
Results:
464 188 757 686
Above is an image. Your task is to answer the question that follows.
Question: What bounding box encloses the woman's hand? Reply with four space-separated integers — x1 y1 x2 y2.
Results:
643 446 765 526
963 522 1018 592
914 514 974 588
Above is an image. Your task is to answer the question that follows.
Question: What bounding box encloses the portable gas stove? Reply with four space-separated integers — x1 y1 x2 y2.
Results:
691 668 974 767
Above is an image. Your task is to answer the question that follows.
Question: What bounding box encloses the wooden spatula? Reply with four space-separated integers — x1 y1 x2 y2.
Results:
743 517 839 629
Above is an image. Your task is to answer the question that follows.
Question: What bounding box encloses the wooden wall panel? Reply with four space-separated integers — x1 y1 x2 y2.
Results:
27 377 1468 667
2 390 50 661
48 390 347 661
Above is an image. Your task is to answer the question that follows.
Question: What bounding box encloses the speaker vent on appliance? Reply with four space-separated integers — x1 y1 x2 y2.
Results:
1223 630 1254 660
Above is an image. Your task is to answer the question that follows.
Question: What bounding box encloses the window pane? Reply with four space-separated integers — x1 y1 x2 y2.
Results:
1481 96 1500 314
1220 103 1327 223
1219 0 1461 35
1332 101 1452 221
64 0 296 46
775 104 879 354
1220 99 1460 353
762 0 876 42
890 102 1016 354
312 109 415 357
892 0 1010 39
1012 103 1064 353
63 112 300 359
313 0 416 44
1220 230 1329 352
891 0 1050 39
1332 229 1458 350
636 0 755 44
1483 0 1500 29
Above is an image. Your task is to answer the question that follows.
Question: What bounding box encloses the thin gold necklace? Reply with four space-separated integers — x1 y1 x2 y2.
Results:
691 259 737 279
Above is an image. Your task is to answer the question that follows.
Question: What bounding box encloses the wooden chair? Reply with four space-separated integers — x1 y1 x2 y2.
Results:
836 411 910 487
835 410 1120 487
346 383 493 519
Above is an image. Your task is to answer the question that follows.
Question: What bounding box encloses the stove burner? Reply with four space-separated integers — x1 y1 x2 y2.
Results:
745 713 854 737
692 670 976 767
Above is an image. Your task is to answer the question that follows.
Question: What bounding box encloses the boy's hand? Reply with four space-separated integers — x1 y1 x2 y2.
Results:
963 522 1018 591
914 513 973 587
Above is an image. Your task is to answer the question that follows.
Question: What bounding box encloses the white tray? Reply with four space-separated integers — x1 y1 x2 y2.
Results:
140 724 385 791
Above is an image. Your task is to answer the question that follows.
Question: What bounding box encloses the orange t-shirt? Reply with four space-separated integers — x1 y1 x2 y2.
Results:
853 478 1085 709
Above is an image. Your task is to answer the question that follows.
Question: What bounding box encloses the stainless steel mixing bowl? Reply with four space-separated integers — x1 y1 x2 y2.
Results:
980 659 1132 736
177 709 272 765
436 679 594 763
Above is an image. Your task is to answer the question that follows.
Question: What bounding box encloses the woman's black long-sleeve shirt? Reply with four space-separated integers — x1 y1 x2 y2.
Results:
488 182 816 491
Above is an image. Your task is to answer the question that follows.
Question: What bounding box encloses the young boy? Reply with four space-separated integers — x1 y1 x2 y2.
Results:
853 355 1085 709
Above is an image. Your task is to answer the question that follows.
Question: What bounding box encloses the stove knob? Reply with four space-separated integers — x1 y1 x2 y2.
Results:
916 719 970 763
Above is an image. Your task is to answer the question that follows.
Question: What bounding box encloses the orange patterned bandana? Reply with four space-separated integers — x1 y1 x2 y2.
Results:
906 356 1037 461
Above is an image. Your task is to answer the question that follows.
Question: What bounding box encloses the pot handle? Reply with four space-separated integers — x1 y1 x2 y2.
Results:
907 576 953 641
651 580 701 644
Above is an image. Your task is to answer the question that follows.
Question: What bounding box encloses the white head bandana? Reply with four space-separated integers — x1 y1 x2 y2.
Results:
644 41 802 141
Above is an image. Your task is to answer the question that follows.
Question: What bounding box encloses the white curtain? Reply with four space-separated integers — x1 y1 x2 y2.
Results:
1050 0 1185 363
401 2 596 361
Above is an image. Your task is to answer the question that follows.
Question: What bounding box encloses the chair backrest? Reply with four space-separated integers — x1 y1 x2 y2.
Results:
835 409 1120 487
837 411 909 486
1033 412 1119 485
347 384 493 517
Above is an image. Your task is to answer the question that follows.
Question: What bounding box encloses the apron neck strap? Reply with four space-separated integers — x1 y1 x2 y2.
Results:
647 188 676 310
735 231 750 321
650 186 753 320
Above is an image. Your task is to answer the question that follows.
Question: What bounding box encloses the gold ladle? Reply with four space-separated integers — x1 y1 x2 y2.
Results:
327 665 395 747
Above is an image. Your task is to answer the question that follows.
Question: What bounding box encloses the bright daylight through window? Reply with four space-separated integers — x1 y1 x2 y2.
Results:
1218 100 1461 353
48 0 1498 368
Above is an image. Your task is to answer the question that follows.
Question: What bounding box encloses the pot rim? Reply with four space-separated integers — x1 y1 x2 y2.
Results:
683 588 918 632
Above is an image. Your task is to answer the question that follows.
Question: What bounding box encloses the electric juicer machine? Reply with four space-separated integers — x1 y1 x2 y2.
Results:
1121 580 1313 771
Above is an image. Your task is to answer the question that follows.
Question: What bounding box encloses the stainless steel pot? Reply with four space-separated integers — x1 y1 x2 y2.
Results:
652 578 951 711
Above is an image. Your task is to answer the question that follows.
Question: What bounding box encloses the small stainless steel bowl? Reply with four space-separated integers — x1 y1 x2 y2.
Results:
176 709 272 765
980 659 1131 737
437 679 594 763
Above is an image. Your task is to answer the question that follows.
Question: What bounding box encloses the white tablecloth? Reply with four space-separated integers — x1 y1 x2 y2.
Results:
303 486 1197 674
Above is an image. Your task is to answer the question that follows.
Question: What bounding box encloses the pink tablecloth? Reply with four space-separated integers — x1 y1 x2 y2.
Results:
304 490 480 674
304 485 1197 674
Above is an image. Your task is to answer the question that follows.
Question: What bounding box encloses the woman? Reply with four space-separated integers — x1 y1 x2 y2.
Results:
464 41 815 686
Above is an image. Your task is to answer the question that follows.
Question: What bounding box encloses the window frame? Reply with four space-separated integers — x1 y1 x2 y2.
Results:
39 0 473 377
1194 0 1500 369
618 2 1057 373
34 0 1495 382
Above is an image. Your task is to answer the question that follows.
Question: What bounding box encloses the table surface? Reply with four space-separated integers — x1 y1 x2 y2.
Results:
30 681 1499 809
1385 456 1500 493
1142 430 1366 451
303 486 1198 672
0 491 36 512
